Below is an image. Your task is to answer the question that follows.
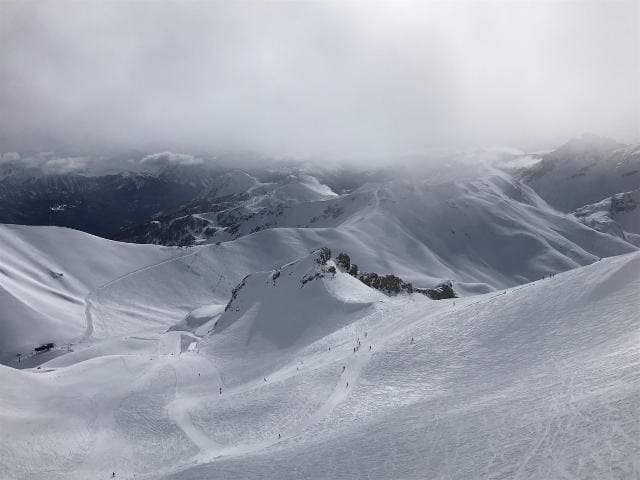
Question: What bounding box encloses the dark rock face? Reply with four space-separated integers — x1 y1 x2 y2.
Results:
224 275 249 312
316 247 332 265
337 249 456 299
415 281 457 300
357 272 413 295
336 253 351 271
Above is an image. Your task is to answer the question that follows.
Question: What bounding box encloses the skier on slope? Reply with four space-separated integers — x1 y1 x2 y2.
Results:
219 387 222 395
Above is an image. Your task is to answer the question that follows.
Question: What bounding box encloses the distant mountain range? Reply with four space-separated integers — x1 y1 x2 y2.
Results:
2 134 639 251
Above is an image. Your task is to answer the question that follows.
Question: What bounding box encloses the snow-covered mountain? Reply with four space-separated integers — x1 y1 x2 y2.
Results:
516 134 640 249
1 138 639 479
1 243 638 479
2 165 637 363
115 171 341 245
0 170 203 238
572 189 640 246
0 154 388 242
520 133 640 212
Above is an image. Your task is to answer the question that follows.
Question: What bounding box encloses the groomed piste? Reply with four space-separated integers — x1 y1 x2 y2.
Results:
0 221 638 478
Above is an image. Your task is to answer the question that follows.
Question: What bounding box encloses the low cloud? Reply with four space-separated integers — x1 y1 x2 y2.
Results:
140 152 203 167
41 156 91 174
0 152 21 163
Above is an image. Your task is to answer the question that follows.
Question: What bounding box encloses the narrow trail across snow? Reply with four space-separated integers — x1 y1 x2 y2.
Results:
80 248 202 342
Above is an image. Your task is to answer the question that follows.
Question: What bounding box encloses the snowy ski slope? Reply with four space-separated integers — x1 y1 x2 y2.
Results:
0 249 638 479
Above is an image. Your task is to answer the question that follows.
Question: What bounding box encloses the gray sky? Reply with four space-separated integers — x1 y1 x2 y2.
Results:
1 0 638 157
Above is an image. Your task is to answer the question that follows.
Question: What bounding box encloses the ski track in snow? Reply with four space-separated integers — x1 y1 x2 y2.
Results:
80 248 201 342
164 298 453 468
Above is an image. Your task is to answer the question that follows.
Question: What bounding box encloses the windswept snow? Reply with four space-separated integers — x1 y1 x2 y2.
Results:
0 247 638 479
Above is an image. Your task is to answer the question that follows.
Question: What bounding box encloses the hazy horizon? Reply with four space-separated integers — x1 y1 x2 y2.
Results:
1 0 639 158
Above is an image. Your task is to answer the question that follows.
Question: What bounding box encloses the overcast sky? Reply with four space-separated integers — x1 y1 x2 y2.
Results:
0 0 638 157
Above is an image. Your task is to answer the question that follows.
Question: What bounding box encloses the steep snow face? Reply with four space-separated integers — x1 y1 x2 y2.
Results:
521 134 640 212
573 189 640 246
1 250 638 480
202 249 383 384
0 225 179 364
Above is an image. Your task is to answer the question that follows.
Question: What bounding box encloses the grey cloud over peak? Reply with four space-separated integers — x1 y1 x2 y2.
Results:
0 0 638 158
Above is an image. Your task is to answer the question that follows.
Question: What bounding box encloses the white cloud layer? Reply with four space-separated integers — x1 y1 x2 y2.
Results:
0 0 638 157
140 152 202 167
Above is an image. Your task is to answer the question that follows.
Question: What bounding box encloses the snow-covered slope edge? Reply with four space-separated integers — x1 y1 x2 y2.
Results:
0 225 179 364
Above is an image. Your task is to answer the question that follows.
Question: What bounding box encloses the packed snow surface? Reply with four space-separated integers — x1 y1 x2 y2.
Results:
1 242 638 479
